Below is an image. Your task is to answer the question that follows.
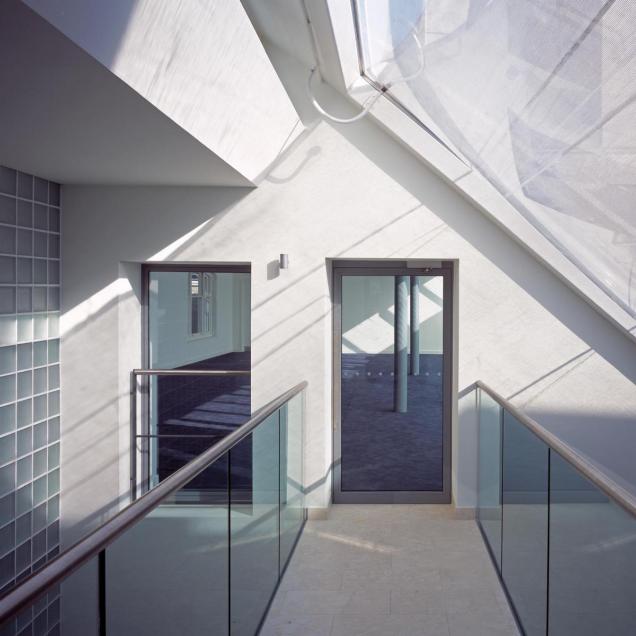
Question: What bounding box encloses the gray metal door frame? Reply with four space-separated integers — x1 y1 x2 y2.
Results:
332 261 454 504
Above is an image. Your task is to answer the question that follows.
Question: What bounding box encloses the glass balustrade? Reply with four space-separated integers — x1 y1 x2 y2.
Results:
477 384 636 636
0 384 305 636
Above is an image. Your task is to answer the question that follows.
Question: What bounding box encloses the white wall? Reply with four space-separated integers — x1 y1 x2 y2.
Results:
59 70 636 544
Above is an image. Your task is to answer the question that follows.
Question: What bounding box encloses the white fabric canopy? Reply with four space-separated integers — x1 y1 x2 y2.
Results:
357 0 636 316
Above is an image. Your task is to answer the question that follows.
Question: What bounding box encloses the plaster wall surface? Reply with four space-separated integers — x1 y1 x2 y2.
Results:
23 0 302 183
60 98 636 546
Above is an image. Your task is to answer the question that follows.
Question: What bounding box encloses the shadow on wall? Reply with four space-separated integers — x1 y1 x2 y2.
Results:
328 115 636 386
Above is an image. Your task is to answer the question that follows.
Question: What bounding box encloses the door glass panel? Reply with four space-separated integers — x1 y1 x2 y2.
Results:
146 270 251 490
340 274 444 493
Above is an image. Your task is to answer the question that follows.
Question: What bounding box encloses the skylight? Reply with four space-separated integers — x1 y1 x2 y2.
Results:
354 0 636 317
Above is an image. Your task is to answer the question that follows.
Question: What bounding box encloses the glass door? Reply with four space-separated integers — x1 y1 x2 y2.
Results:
333 263 452 503
141 265 251 495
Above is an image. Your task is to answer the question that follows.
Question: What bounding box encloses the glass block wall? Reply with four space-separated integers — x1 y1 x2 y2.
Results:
0 165 61 608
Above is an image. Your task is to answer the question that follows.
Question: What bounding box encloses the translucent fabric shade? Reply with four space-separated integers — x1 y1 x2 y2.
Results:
356 0 636 316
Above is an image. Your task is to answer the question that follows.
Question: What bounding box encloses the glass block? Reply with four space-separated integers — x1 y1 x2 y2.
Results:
32 287 46 313
0 463 15 497
16 371 31 400
0 404 15 435
0 168 16 196
17 200 32 228
33 450 46 478
0 287 16 314
47 288 59 312
33 342 46 366
0 256 16 284
48 235 59 259
16 258 31 285
47 341 58 364
17 173 32 199
34 205 48 232
0 226 16 255
0 346 15 375
33 397 46 423
47 260 59 286
0 316 17 345
47 496 59 522
16 229 32 256
49 184 60 208
33 476 47 507
32 503 46 533
17 456 31 486
33 422 46 450
0 493 15 527
0 434 15 465
46 366 57 392
48 470 59 496
16 315 32 342
0 550 15 587
16 540 30 575
0 521 15 557
34 368 47 395
16 400 31 429
17 428 31 457
48 315 59 339
46 521 58 549
0 374 15 404
32 529 46 561
47 444 59 470
33 233 47 258
33 259 46 285
15 513 30 545
48 392 59 417
16 287 32 314
47 418 59 444
33 315 46 341
0 194 15 225
16 343 31 370
34 179 47 205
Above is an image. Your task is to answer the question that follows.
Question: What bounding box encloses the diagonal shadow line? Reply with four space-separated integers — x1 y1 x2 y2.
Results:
251 203 424 312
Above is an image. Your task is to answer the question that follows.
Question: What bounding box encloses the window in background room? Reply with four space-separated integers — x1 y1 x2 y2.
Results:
189 272 216 337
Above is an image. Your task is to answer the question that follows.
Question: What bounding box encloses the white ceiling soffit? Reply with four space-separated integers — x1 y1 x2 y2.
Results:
327 0 636 340
240 0 352 94
22 0 302 184
0 0 250 186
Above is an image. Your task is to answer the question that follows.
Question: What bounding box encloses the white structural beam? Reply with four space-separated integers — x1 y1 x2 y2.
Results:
22 0 303 183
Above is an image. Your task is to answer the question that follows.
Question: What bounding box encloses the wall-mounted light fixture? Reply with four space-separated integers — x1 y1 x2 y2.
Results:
279 254 289 270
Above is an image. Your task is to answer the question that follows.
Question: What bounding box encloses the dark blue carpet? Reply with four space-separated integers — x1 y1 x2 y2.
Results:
341 353 444 492
156 351 251 489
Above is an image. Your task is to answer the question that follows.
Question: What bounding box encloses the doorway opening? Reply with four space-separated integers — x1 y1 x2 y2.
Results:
333 261 453 503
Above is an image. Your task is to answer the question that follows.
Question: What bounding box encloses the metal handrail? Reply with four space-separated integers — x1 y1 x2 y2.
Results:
0 381 307 624
129 368 251 497
132 368 250 376
476 380 636 518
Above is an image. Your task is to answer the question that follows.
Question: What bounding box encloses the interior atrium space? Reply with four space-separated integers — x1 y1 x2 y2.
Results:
0 1 634 634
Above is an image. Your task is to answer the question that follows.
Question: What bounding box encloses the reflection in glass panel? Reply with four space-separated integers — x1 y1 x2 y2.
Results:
107 456 229 636
340 275 444 492
502 411 548 636
230 412 279 636
280 393 304 567
549 452 636 635
477 389 502 570
146 270 251 490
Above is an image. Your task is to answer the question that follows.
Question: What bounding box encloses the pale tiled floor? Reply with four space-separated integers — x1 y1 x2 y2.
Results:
261 505 519 636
